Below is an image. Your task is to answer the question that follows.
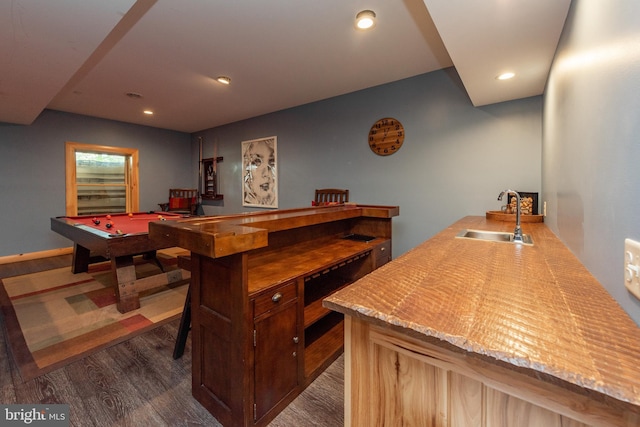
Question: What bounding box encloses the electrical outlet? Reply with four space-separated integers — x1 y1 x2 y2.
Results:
624 238 640 300
543 201 547 217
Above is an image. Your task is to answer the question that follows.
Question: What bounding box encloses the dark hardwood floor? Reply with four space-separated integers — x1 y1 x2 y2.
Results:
0 255 344 426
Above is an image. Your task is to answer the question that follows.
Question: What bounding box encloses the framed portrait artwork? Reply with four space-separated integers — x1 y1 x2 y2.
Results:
242 136 278 208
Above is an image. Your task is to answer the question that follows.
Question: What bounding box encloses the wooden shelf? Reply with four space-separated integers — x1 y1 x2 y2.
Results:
248 238 373 294
304 315 344 379
305 299 332 329
304 283 350 328
201 194 223 201
202 157 223 200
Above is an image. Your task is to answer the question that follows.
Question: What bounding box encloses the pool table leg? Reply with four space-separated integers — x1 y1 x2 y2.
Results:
72 244 90 273
112 254 191 313
112 255 142 312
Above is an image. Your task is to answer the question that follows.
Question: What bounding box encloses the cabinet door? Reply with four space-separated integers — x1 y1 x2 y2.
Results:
254 300 299 422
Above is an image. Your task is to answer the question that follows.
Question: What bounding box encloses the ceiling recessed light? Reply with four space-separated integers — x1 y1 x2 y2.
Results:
216 76 231 85
355 10 376 30
497 72 515 80
143 110 153 115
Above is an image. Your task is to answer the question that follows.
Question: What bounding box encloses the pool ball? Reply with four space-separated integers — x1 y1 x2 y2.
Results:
93 218 100 225
106 222 112 229
128 213 133 218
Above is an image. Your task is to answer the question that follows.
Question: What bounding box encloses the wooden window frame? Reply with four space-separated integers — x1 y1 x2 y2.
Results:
65 142 139 216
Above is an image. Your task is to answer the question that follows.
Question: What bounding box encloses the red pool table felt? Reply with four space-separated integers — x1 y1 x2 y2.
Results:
64 211 183 235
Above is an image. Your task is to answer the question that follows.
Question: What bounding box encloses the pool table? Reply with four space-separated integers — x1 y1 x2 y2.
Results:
51 211 190 313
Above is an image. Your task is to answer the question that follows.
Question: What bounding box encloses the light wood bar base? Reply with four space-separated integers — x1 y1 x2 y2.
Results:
326 216 640 427
344 316 637 427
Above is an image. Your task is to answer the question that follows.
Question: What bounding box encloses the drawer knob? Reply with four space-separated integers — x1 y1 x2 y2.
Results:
380 247 386 252
272 292 283 303
293 336 299 344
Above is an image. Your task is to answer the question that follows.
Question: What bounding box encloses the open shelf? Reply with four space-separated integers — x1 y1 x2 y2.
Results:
304 283 350 328
304 312 344 379
201 156 223 201
201 194 223 201
303 252 370 305
301 250 371 381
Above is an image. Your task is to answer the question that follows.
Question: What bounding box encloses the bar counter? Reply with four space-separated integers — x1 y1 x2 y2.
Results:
150 204 399 427
324 216 640 426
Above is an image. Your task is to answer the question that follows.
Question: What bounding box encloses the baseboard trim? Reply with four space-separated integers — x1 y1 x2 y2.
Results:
0 247 73 265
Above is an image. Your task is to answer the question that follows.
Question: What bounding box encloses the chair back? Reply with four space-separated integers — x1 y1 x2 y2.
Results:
314 188 349 204
159 188 199 215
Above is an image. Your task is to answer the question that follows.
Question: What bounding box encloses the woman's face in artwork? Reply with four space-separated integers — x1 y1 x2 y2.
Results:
244 141 275 202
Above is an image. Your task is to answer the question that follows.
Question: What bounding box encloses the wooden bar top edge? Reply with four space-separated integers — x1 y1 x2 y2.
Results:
148 204 399 258
324 215 640 409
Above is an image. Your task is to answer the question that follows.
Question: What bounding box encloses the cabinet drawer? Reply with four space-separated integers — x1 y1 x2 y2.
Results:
254 281 298 317
374 240 391 268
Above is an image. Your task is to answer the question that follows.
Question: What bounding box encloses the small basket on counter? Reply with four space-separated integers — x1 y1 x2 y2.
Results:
487 191 543 222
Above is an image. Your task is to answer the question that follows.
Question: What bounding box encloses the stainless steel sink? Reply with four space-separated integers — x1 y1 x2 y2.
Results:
456 229 533 245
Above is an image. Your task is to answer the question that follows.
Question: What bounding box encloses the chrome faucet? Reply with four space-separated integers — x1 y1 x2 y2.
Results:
498 189 524 242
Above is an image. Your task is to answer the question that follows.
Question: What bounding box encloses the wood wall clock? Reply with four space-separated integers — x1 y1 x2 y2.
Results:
368 117 404 156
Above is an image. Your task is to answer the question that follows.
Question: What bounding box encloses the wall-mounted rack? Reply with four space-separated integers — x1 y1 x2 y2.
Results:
202 156 223 200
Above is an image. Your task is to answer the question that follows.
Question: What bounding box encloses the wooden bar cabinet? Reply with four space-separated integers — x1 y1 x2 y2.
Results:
149 204 399 427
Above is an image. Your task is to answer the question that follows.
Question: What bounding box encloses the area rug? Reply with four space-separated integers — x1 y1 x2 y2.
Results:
0 248 189 382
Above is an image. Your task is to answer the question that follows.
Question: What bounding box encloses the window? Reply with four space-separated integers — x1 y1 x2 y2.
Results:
65 142 139 216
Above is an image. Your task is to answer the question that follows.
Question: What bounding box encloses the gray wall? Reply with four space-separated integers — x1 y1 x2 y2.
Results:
0 110 192 256
0 69 541 282
543 0 640 324
195 68 542 258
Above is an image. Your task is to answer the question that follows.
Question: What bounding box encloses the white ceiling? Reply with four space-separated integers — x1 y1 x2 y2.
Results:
0 0 571 133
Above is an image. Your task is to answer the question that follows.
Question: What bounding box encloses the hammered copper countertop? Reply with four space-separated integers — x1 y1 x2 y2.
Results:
324 216 640 407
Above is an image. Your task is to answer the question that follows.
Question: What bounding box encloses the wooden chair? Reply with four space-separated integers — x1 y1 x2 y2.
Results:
314 188 349 204
158 188 199 215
